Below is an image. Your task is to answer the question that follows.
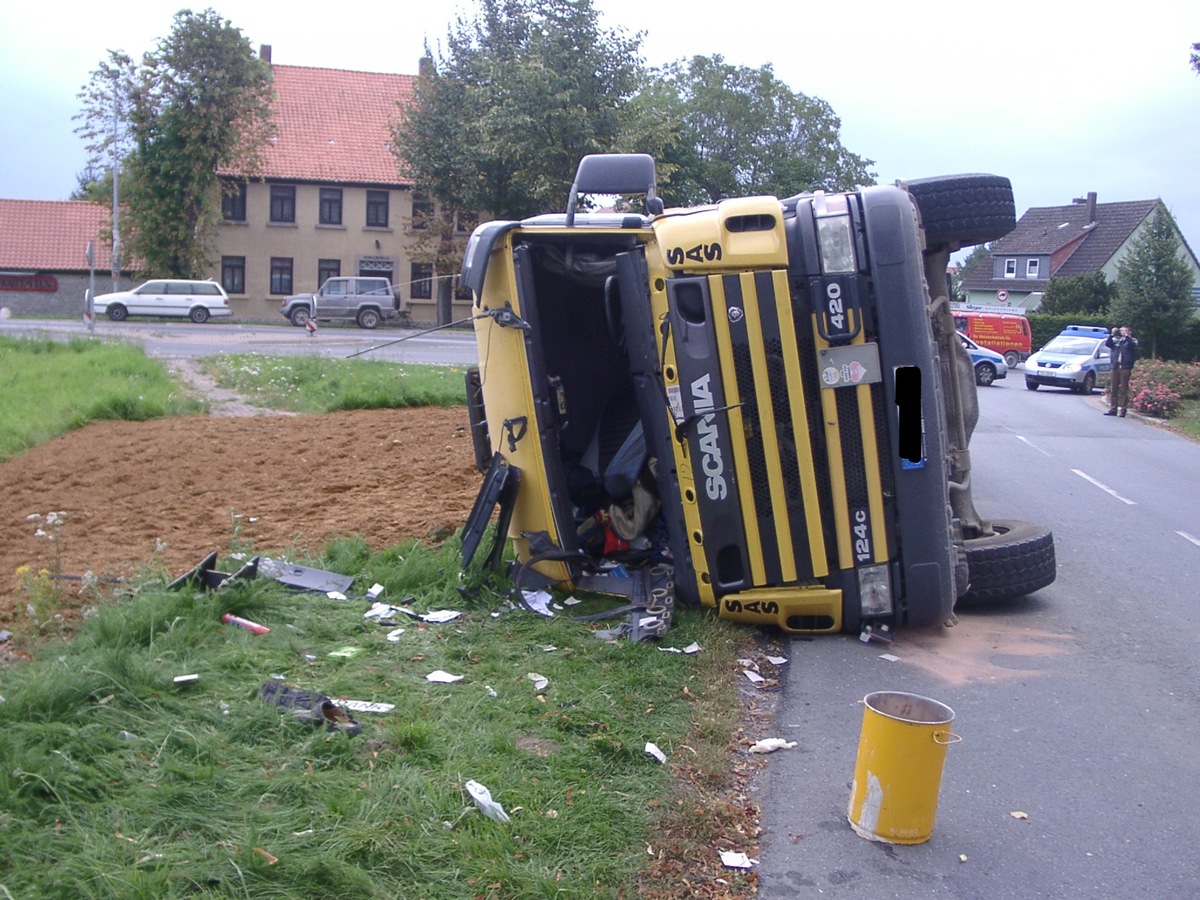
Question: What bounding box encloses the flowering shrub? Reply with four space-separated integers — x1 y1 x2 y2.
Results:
1131 383 1182 418
1130 359 1200 401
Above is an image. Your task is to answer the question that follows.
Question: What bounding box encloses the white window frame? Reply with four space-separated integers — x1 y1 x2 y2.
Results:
1004 258 1017 278
1026 259 1040 278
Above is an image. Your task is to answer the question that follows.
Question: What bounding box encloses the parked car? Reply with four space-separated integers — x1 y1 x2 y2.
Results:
93 279 231 323
959 333 1008 386
1024 324 1112 393
279 276 408 330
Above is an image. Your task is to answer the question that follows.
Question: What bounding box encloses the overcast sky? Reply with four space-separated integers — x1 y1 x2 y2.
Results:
3 0 1198 252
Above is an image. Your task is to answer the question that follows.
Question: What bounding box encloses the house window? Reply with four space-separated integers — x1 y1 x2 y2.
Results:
270 185 296 223
456 209 478 234
222 182 247 222
221 256 245 294
1004 258 1017 278
411 192 433 230
319 188 343 225
318 258 341 287
411 263 433 299
1026 259 1040 278
366 190 389 227
270 257 293 294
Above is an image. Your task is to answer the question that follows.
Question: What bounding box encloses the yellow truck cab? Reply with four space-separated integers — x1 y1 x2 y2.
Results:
460 154 1055 638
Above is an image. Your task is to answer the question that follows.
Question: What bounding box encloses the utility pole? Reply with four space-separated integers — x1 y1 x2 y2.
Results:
110 94 121 294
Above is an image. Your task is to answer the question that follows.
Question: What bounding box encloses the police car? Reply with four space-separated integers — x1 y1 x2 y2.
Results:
959 332 1008 386
1024 325 1112 394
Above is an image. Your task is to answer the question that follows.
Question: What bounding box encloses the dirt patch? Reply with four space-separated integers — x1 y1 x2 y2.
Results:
0 396 482 637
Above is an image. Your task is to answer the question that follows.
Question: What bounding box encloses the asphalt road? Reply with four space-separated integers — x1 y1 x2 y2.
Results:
756 374 1200 897
0 317 480 366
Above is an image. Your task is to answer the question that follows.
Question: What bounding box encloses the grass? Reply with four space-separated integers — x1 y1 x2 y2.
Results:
0 337 204 462
201 354 468 414
0 337 761 898
0 536 758 898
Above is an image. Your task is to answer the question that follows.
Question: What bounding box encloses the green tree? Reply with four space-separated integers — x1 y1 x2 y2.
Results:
645 55 875 206
75 9 274 277
1037 272 1117 316
1111 207 1196 358
395 0 646 220
952 243 992 301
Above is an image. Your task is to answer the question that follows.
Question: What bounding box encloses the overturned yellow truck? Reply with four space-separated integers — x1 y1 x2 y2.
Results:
460 154 1055 638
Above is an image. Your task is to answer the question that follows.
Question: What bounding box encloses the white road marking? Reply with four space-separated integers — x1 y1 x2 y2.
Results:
1177 531 1200 548
1071 469 1136 505
1015 434 1051 456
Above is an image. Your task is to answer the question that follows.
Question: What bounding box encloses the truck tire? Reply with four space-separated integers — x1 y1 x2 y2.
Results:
904 174 1016 247
958 519 1056 606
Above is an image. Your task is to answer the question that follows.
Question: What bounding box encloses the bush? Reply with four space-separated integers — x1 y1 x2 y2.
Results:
1130 359 1200 401
1131 382 1183 418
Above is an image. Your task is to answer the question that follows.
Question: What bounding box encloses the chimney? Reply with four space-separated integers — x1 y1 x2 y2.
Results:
260 44 272 63
1086 191 1097 224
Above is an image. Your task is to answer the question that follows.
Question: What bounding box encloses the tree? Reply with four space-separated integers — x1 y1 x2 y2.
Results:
952 243 992 302
395 0 647 220
1111 207 1196 358
644 55 875 206
75 9 274 278
1037 272 1117 316
1191 41 1199 74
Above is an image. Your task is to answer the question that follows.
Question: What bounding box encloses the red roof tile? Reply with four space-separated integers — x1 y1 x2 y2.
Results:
0 199 116 271
254 65 417 185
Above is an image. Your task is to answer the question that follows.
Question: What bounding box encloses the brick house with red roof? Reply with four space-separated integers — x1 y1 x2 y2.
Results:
1 49 473 323
0 199 134 317
214 52 473 322
959 192 1200 311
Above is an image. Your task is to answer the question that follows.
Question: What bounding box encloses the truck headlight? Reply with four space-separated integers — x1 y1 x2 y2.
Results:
814 194 857 275
858 564 892 616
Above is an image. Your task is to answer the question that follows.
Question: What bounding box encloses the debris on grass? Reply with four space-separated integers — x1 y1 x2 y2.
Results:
645 742 667 764
748 738 796 754
718 850 757 869
426 670 464 683
527 672 549 692
465 779 511 823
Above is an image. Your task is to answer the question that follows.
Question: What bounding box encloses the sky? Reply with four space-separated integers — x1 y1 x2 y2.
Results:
3 0 1198 255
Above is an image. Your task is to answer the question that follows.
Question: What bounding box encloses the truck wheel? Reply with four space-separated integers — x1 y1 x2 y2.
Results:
357 308 381 329
289 307 310 327
958 519 1056 606
903 174 1016 247
1004 350 1020 369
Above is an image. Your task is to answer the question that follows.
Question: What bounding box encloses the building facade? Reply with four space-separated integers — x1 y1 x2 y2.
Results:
211 54 475 324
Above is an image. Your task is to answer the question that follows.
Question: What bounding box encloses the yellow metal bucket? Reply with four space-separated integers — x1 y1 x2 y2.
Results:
847 691 959 844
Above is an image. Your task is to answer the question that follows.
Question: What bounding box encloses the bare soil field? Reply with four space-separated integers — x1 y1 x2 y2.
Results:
0 398 481 641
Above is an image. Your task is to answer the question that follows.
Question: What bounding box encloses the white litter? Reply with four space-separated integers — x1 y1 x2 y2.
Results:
766 655 788 665
364 602 401 619
683 642 702 654
657 646 682 654
527 673 549 692
386 627 406 642
485 685 498 698
420 609 461 624
563 596 582 606
335 699 396 713
880 653 901 662
541 645 557 652
426 670 464 683
749 738 797 754
644 742 667 764
520 590 555 617
326 591 347 601
743 670 766 684
366 583 385 600
719 850 757 869
465 780 511 823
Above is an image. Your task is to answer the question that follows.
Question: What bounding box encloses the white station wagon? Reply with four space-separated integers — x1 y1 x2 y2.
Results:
93 279 232 323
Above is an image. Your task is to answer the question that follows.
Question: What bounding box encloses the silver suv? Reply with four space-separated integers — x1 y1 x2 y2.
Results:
279 276 408 330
